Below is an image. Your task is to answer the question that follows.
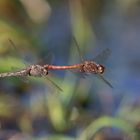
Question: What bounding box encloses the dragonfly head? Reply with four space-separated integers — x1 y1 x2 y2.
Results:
97 64 105 74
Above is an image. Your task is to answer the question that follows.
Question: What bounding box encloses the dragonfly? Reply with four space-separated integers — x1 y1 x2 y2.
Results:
70 37 113 88
46 37 113 88
1 40 63 91
0 38 113 88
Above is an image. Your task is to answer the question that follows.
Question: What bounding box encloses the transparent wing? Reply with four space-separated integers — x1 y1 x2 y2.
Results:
72 37 84 62
96 74 113 88
37 51 55 65
46 76 63 92
8 39 31 66
93 48 111 64
69 69 88 79
72 37 111 64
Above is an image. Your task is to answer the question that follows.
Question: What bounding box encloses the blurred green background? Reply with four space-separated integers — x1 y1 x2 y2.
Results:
0 0 140 139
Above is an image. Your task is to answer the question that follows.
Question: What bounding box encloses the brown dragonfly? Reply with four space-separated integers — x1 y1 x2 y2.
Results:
0 38 113 88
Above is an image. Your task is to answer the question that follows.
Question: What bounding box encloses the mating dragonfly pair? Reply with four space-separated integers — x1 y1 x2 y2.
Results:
0 38 113 89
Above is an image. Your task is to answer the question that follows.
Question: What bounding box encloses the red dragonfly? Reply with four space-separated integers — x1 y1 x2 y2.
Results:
0 38 113 88
45 38 113 88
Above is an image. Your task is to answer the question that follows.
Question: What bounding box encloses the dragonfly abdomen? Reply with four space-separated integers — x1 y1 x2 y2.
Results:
0 69 28 77
46 64 82 70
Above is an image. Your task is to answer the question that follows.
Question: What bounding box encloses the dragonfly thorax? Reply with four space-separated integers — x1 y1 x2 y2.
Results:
81 61 105 74
29 65 48 76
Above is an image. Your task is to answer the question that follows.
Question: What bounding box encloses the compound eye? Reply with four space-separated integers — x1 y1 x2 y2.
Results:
43 69 48 75
98 65 105 74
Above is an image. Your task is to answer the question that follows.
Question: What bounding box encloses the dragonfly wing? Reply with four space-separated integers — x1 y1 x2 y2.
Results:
96 74 113 88
8 39 32 67
93 48 111 64
72 37 84 62
46 77 63 92
70 70 113 88
38 50 55 65
69 69 88 79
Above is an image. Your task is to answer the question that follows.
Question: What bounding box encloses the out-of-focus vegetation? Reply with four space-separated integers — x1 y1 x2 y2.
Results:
0 0 140 139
